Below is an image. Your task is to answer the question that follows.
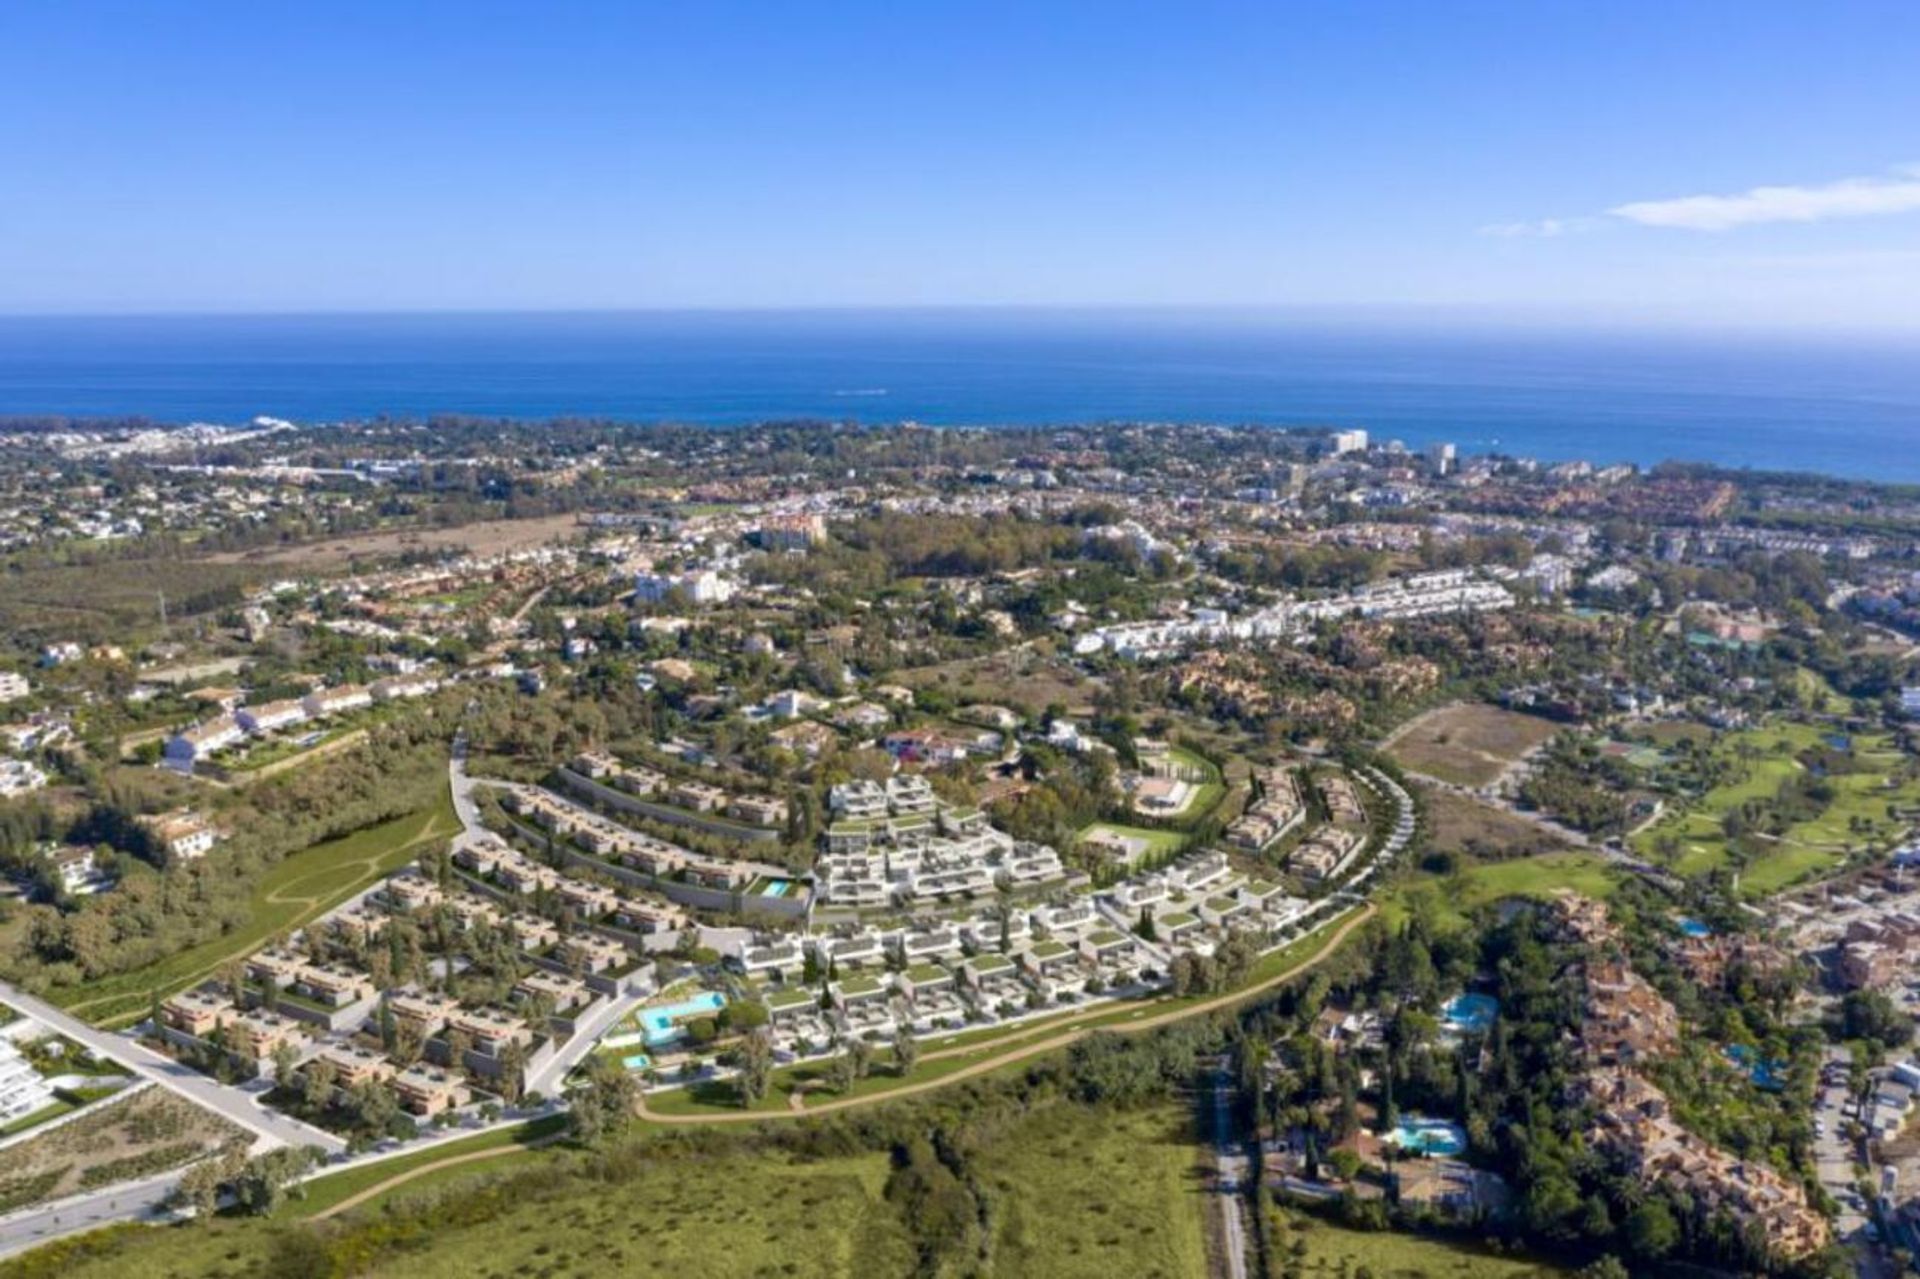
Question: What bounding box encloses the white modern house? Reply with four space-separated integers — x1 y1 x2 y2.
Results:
0 1038 53 1125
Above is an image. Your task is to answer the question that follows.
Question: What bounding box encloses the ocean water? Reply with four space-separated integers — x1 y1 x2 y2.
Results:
0 310 1916 480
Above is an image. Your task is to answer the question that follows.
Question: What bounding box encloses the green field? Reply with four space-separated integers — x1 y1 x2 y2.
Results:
1269 1210 1571 1277
1380 851 1619 931
1631 721 1920 896
45 788 460 1027
13 1145 917 1279
1164 746 1227 819
1077 820 1189 863
289 1114 567 1218
12 1101 1211 1279
980 1103 1208 1278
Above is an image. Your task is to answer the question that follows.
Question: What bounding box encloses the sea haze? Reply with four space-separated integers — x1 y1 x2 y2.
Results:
0 310 1916 481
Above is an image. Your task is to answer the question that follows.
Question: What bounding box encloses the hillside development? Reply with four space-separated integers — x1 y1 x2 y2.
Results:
9 419 1920 1277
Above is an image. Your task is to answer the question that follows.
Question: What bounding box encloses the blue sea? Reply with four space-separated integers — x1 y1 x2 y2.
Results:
0 310 1916 481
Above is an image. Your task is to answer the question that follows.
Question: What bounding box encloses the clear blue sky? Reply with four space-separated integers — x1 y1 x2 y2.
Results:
3 1 1917 326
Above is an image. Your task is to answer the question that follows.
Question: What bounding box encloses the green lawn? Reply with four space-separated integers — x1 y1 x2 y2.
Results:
0 1099 74 1138
285 1114 567 1217
46 788 460 1027
1164 746 1227 821
1269 1210 1572 1277
981 1103 1208 1278
1632 721 1920 896
1380 851 1620 931
1077 821 1188 863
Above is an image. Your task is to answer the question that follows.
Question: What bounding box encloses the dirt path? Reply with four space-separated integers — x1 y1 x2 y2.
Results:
637 903 1376 1126
310 1132 567 1221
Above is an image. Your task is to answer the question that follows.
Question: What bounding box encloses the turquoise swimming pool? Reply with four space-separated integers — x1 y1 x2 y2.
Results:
1388 1117 1467 1157
762 879 791 897
1724 1043 1786 1092
1440 993 1498 1034
1676 915 1712 939
640 991 727 1046
622 1052 651 1070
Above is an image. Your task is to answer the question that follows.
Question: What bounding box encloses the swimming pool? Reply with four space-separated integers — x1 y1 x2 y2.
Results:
1440 993 1498 1034
1724 1044 1787 1092
762 879 791 898
1675 916 1712 939
622 1052 652 1070
1388 1117 1467 1157
640 991 727 1046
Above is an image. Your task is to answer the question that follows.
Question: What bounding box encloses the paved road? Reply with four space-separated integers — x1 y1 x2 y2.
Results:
1206 1062 1250 1279
526 987 646 1097
0 1170 182 1260
1814 1044 1905 1279
450 731 483 838
0 981 344 1156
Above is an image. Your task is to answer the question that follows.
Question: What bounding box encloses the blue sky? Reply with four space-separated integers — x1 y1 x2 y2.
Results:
2 1 1917 326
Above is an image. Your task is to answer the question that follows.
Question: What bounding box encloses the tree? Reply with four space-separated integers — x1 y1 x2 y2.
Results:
271 1040 298 1090
568 1055 639 1145
171 1153 235 1220
231 1146 320 1216
727 999 769 1033
1626 1198 1680 1259
847 1037 873 1081
893 1028 919 1077
498 1039 527 1104
301 1058 337 1112
735 1028 774 1107
827 1047 857 1094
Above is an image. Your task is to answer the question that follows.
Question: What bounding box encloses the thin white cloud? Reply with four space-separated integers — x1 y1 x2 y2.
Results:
1479 218 1571 238
1609 165 1920 231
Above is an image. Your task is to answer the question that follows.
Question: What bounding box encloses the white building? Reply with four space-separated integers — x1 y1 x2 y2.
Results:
0 758 48 798
302 684 373 719
140 810 219 863
0 1038 53 1125
0 672 30 704
634 568 737 605
1329 429 1369 455
237 699 308 735
163 715 245 771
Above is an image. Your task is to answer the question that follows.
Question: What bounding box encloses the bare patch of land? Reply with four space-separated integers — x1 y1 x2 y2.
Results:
1417 784 1571 860
894 647 1104 717
1386 703 1560 788
0 1088 244 1213
201 513 584 569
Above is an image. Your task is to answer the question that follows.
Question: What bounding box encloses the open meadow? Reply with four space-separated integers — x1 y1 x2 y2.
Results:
8 1101 1210 1279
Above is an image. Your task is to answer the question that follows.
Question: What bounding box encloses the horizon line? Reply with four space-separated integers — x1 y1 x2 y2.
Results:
0 302 1915 342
